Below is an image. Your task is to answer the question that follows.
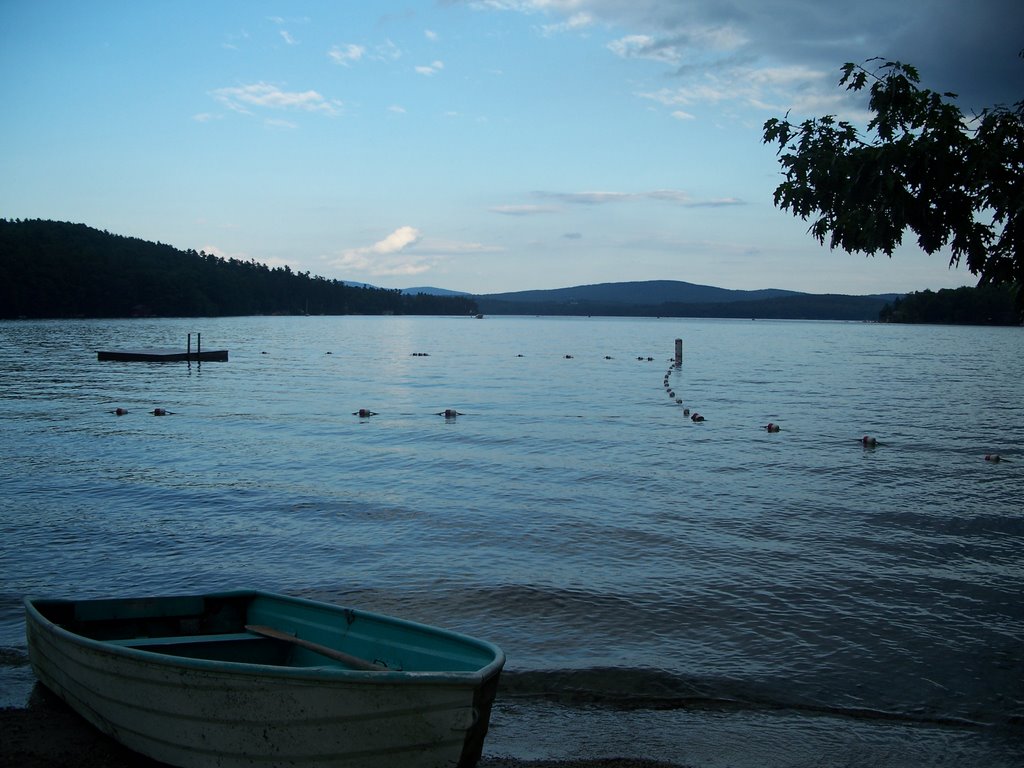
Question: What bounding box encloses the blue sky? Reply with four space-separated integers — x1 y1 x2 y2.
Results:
2 1 1020 295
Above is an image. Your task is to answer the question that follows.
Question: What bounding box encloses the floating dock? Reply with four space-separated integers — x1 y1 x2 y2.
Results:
97 333 227 362
97 348 228 362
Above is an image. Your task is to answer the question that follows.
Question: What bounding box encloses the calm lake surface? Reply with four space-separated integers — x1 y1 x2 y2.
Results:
1 315 1022 767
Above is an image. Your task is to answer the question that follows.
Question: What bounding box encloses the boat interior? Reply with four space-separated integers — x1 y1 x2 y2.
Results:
31 593 497 673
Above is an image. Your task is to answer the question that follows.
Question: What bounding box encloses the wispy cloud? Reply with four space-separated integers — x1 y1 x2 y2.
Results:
328 44 366 66
210 82 342 117
534 189 744 207
489 204 559 215
329 39 401 65
535 191 631 205
280 30 297 45
415 60 445 76
542 11 594 35
636 63 844 116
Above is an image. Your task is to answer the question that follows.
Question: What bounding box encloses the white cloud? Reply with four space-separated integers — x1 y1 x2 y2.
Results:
425 29 438 41
280 30 297 45
333 227 424 275
542 11 594 35
375 226 421 254
328 44 366 66
415 60 445 76
388 105 407 114
211 82 341 116
329 228 502 279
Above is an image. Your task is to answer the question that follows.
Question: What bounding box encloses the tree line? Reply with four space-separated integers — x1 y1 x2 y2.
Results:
879 285 1019 324
0 219 478 319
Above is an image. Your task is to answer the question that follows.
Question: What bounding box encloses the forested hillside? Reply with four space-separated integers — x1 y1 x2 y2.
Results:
879 286 1019 324
0 219 478 319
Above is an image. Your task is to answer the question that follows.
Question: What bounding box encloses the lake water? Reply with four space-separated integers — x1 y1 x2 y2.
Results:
1 315 1022 767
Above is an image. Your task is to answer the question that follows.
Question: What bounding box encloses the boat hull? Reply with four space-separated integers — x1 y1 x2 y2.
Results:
25 591 503 768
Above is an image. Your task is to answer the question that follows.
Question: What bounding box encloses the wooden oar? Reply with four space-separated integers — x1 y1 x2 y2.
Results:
245 624 386 671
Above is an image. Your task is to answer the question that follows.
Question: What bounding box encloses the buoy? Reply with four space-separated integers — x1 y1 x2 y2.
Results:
565 354 574 359
261 351 268 355
764 423 780 433
326 351 332 355
605 355 613 360
111 408 128 416
691 413 704 422
675 398 682 404
516 354 524 357
354 409 377 417
861 435 878 447
683 408 690 416
985 454 1002 463
437 409 463 418
151 408 172 416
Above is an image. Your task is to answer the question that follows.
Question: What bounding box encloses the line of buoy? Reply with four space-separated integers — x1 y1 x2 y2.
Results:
663 363 698 417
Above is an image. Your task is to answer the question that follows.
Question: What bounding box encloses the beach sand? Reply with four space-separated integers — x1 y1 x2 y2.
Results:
1 690 686 768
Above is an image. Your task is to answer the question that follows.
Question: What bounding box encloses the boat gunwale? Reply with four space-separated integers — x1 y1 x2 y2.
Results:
24 589 505 687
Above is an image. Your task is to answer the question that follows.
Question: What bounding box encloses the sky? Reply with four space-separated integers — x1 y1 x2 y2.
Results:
2 1 1021 296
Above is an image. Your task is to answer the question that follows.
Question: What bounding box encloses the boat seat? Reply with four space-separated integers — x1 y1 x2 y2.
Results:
107 632 263 648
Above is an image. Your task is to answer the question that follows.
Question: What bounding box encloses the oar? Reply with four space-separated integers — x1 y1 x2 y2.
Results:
245 624 386 671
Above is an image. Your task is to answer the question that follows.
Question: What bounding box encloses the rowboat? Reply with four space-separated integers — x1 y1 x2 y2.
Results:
24 590 505 768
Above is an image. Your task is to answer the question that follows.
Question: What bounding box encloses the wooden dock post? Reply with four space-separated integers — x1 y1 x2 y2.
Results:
197 333 202 358
674 338 683 366
187 334 192 356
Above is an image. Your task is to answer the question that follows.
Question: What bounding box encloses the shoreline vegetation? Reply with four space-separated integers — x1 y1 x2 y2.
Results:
1 219 1018 325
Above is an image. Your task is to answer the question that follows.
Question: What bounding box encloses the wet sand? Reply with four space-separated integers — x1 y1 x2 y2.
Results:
1 690 686 768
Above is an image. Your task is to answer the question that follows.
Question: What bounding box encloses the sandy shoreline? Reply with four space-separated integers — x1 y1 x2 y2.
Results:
1 690 687 768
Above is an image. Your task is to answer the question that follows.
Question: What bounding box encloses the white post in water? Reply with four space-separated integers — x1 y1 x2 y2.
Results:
674 338 683 366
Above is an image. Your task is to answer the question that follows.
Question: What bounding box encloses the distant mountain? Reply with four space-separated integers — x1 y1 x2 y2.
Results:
479 280 804 305
471 280 902 321
401 286 472 297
